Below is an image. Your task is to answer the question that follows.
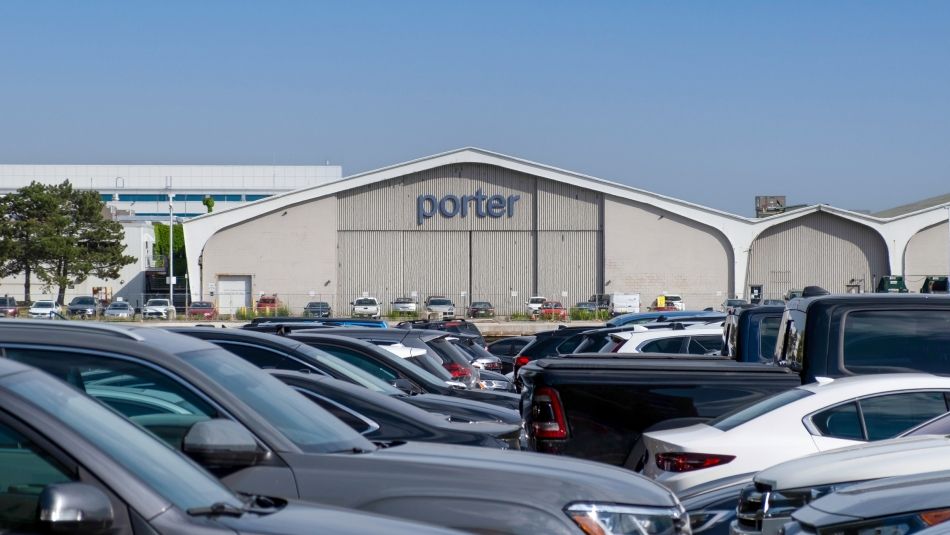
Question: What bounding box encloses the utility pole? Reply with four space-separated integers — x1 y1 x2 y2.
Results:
167 177 175 312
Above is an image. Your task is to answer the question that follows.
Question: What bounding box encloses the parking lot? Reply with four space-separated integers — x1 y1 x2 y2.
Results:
1 289 949 534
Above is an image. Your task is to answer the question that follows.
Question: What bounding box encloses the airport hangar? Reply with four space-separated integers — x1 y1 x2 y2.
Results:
183 148 950 315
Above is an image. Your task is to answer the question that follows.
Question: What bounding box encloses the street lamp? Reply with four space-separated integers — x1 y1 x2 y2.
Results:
168 191 175 310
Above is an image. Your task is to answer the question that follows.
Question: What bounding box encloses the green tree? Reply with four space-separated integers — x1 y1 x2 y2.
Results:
202 196 214 213
37 182 137 305
153 222 187 277
0 182 63 302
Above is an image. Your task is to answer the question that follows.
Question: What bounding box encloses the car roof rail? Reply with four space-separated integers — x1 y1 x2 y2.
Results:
0 319 146 342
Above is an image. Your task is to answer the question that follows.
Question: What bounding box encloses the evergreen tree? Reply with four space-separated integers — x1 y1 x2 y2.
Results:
0 182 62 302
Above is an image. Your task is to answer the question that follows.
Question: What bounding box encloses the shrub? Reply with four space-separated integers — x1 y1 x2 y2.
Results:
387 310 419 319
234 307 252 320
509 312 530 321
276 305 291 316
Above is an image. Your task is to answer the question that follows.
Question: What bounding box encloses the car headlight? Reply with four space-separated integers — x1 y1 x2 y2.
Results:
765 483 860 520
566 503 689 535
820 508 950 535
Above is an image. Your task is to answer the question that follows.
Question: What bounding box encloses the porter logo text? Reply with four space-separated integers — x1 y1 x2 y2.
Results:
417 189 521 225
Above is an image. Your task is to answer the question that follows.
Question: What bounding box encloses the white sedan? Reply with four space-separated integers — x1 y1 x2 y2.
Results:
613 327 725 354
28 300 60 318
640 373 950 494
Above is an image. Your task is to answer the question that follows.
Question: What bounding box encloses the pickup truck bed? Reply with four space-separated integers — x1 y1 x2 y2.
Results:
520 355 800 466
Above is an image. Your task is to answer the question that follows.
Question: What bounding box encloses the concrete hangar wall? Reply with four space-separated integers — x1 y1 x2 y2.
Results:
185 147 950 316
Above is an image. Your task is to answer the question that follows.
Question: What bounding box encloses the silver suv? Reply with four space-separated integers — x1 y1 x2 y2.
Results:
424 296 456 319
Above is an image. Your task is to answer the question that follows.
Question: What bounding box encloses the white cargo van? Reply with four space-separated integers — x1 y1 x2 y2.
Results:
609 293 640 316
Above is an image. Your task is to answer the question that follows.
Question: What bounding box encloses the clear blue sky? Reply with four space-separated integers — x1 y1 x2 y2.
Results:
1 1 947 215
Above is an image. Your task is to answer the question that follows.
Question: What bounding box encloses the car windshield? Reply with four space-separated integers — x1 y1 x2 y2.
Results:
185 348 374 453
258 298 276 304
472 302 490 308
71 297 95 305
33 302 54 308
191 302 212 308
294 344 402 395
394 298 412 303
3 371 241 512
707 388 814 431
543 302 562 308
306 302 328 308
108 303 129 309
146 300 168 306
429 299 452 306
529 298 546 304
354 299 376 306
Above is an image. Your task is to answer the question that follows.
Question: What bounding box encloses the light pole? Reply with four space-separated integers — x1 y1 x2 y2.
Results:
169 192 175 310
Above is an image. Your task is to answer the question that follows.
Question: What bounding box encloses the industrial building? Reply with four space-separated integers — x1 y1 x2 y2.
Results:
184 148 950 316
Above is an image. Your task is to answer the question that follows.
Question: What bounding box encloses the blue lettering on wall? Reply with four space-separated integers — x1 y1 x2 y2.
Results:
417 188 520 225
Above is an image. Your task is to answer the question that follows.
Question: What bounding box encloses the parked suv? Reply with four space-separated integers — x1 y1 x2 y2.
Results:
0 321 690 535
143 298 176 319
66 295 105 317
351 297 381 318
304 301 332 317
0 296 18 317
424 296 456 319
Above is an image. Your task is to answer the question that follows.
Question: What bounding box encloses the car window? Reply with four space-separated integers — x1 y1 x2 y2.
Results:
842 310 950 374
639 337 686 353
319 345 399 382
0 420 73 531
354 299 376 306
859 391 949 441
811 402 863 440
6 348 219 448
687 336 723 354
758 316 782 361
215 342 307 371
906 412 950 436
296 390 375 435
3 372 242 513
709 388 814 431
489 341 511 355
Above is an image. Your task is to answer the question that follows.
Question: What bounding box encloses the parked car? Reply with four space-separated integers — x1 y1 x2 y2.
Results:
787 470 950 535
390 297 418 314
731 413 950 535
539 301 568 320
28 300 60 318
396 318 486 346
0 295 18 317
614 327 725 355
143 298 177 319
0 357 455 535
169 326 521 425
424 296 456 319
66 295 105 317
0 321 690 535
468 301 495 318
248 316 388 328
679 473 755 535
609 293 642 315
272 371 522 449
526 296 547 314
103 300 135 319
588 294 611 311
720 299 748 312
188 300 217 319
487 335 535 374
512 326 599 380
350 297 381 318
639 374 950 493
607 310 723 327
574 301 598 312
303 301 332 317
255 294 281 314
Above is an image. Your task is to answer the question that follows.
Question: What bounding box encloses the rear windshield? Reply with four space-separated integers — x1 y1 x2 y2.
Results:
72 297 95 305
842 310 950 374
192 301 213 308
306 302 328 307
33 302 54 308
354 299 376 306
529 298 546 304
708 388 814 431
758 316 782 361
258 298 276 303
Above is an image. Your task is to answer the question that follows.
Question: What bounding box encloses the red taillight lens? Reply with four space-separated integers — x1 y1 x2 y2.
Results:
445 362 471 378
655 452 735 473
531 386 568 439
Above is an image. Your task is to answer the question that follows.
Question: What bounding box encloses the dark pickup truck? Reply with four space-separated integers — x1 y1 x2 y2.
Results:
521 294 950 466
721 305 785 363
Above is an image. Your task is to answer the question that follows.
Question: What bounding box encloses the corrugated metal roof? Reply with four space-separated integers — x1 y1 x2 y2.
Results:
874 193 950 218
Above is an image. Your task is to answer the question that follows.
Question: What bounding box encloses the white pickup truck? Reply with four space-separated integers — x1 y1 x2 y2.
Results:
350 297 381 318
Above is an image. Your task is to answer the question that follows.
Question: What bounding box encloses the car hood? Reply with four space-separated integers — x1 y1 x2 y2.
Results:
451 388 520 410
755 435 950 490
285 441 678 509
214 500 463 535
795 470 950 528
401 393 521 424
426 305 454 310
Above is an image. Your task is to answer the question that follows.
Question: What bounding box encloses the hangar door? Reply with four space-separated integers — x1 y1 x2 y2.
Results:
747 212 889 298
217 275 251 315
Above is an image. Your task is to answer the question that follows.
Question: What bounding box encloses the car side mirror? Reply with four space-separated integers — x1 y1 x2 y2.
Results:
391 378 416 393
37 482 114 535
183 419 261 471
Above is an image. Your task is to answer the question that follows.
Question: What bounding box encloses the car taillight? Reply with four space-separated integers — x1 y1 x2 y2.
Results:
445 363 472 378
514 355 530 375
531 386 568 439
655 452 735 473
